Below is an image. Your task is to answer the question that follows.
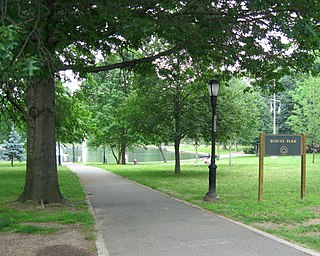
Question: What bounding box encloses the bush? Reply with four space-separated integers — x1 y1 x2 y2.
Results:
243 146 256 154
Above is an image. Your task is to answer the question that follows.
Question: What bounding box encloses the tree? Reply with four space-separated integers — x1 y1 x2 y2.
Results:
287 76 320 163
276 76 296 134
55 82 92 164
82 69 138 164
3 128 25 167
212 78 261 165
126 56 211 174
2 1 320 203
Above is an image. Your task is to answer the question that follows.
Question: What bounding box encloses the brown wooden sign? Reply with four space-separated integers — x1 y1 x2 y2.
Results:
258 133 306 202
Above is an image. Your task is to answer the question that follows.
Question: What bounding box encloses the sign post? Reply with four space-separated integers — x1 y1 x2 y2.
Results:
301 133 306 199
258 133 306 201
258 133 265 202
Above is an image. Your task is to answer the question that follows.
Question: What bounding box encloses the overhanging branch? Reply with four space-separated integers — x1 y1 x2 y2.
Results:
58 45 181 73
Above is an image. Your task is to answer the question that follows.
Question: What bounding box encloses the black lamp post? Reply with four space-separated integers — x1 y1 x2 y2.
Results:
203 79 219 202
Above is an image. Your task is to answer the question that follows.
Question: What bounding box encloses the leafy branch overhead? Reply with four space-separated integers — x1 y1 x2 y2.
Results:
2 2 320 81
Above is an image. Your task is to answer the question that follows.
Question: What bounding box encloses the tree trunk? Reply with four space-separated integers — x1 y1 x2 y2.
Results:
174 137 181 174
195 143 198 165
121 128 126 164
111 146 119 164
11 157 13 167
57 141 61 166
103 145 107 164
312 143 315 164
228 141 232 166
72 144 76 162
158 145 167 163
17 78 63 204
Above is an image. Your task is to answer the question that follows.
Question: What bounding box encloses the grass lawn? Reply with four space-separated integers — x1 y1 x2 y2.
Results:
0 162 94 237
92 155 320 252
168 144 246 155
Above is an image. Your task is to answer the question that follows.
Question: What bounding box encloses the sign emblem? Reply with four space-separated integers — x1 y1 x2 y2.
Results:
280 146 288 155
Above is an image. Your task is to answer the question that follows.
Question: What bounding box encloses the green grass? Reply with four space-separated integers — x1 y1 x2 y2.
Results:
91 155 320 252
168 144 245 155
0 162 94 235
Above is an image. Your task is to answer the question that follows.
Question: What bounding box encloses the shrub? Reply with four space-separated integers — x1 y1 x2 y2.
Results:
243 146 256 154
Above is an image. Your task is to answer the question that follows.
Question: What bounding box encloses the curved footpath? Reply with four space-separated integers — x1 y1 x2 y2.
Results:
66 163 319 256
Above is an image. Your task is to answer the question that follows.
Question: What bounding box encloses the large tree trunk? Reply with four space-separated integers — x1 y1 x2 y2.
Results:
17 78 64 204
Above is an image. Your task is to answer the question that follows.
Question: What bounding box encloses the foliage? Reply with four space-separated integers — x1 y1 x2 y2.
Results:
125 54 210 173
55 82 92 144
287 75 320 162
276 76 296 134
243 146 256 154
3 1 320 100
215 78 261 145
81 69 138 164
3 128 25 166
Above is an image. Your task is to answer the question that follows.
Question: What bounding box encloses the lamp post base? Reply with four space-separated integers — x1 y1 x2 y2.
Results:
203 192 219 202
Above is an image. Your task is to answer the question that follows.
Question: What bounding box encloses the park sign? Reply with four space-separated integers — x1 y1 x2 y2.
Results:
264 134 302 156
258 133 306 202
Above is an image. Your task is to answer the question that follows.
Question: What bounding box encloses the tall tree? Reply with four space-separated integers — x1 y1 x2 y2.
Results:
287 76 320 163
2 1 320 203
82 69 137 164
127 55 212 174
3 128 25 167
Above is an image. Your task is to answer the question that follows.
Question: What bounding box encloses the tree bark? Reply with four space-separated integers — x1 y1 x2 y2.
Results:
121 128 126 165
174 137 181 174
229 141 232 166
72 143 76 162
17 78 64 204
57 141 61 166
312 142 315 164
110 146 119 164
103 145 107 164
158 145 167 163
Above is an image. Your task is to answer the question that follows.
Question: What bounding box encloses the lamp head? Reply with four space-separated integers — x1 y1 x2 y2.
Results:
208 79 220 96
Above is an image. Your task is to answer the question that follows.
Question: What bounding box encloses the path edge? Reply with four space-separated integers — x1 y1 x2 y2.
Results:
67 164 110 256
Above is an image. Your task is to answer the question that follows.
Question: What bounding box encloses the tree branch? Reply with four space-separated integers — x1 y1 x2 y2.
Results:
58 45 181 73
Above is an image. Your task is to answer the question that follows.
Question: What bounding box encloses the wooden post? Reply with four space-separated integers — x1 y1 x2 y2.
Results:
258 132 265 202
301 133 306 199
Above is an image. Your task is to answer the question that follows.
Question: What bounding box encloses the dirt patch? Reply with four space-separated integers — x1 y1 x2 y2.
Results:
313 206 320 214
253 222 297 230
0 224 97 256
303 218 320 226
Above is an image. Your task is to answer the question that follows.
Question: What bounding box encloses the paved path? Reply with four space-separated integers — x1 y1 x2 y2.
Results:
66 164 319 256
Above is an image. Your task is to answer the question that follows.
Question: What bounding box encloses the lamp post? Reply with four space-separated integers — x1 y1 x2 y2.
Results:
203 79 219 202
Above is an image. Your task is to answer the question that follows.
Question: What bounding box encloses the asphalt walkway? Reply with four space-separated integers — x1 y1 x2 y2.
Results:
66 163 319 256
